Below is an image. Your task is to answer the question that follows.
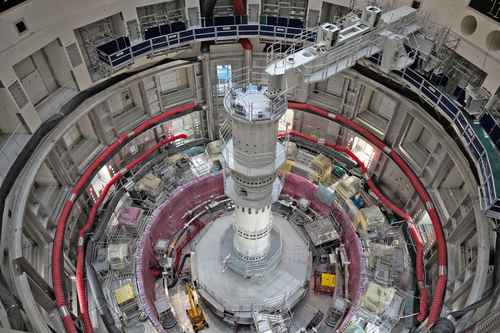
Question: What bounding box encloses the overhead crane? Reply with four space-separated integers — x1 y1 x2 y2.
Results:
265 5 420 87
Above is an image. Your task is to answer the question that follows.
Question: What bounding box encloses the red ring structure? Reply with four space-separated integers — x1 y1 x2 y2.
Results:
288 101 447 328
278 130 429 322
51 101 446 332
76 134 188 333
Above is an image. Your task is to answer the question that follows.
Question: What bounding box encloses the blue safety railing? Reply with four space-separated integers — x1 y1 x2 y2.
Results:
96 15 312 70
368 53 500 218
479 112 500 152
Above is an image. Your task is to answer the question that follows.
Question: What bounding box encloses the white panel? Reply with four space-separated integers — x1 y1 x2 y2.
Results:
14 57 36 79
62 125 82 149
159 71 178 92
32 49 58 93
326 77 344 96
234 206 271 233
324 0 351 5
21 71 49 105
126 20 141 42
7 81 29 109
379 96 396 119
233 206 273 258
176 68 188 88
44 40 76 89
66 43 83 68
307 9 320 28
187 7 200 26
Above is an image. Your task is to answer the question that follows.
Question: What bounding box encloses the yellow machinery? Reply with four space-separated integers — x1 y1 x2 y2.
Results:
309 153 333 185
185 283 208 331
280 160 294 174
320 272 337 288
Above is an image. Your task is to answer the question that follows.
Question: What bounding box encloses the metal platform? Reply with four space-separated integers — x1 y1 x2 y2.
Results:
222 225 282 278
191 213 311 324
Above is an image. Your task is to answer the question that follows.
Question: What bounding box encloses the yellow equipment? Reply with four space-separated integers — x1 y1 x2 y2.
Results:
114 283 136 306
280 160 294 174
185 283 208 331
320 273 337 288
309 153 333 184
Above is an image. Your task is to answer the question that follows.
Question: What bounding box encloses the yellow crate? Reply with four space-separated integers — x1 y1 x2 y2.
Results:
114 283 136 305
320 273 336 288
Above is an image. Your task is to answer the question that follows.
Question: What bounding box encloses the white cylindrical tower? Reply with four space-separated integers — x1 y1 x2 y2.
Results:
192 77 311 321
233 205 272 260
221 82 287 273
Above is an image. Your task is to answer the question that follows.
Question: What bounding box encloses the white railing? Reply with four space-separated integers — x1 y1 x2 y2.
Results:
266 26 319 64
197 280 289 313
221 84 288 122
140 9 186 27
219 66 269 92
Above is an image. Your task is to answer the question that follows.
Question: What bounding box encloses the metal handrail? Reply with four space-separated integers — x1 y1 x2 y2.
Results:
98 23 312 71
266 26 319 64
222 85 288 122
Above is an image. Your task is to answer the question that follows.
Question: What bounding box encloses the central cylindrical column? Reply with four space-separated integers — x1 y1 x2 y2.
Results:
233 205 272 261
221 83 287 270
229 117 278 261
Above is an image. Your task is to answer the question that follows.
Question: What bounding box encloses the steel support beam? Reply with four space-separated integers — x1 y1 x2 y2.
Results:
201 53 216 140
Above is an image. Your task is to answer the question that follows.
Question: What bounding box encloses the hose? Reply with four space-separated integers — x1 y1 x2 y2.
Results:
279 129 430 322
167 253 191 288
287 101 447 328
76 134 188 333
52 103 197 333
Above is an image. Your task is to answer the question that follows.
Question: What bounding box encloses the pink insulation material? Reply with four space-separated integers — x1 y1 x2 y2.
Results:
331 207 367 331
117 207 142 228
136 173 224 332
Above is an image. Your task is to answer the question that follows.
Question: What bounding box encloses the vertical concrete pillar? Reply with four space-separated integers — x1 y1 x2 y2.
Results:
244 47 252 84
306 0 322 28
200 53 216 140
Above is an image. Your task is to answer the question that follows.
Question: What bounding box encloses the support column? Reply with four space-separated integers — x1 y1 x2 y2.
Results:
306 0 322 28
200 53 216 140
245 48 252 79
46 151 73 186
138 80 162 144
221 74 288 275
